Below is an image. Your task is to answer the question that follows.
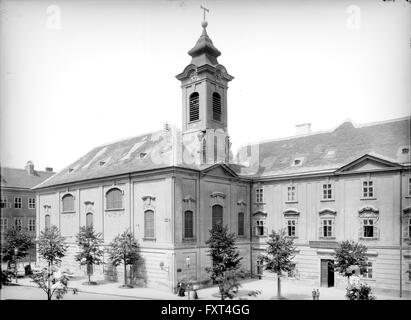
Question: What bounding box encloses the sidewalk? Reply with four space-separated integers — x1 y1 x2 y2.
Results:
9 275 408 300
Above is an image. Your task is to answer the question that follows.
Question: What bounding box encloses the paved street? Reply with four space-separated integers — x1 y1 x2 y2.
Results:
1 274 408 300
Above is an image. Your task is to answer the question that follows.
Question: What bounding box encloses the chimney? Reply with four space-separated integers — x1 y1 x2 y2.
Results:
295 123 311 135
25 161 35 175
45 167 53 172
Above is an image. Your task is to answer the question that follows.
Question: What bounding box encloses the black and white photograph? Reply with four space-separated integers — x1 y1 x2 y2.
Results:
0 0 410 310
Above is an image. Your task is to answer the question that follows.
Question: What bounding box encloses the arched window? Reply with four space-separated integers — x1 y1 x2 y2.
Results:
62 194 74 212
238 212 245 236
212 92 221 121
45 214 50 230
189 92 199 122
106 188 123 209
202 138 207 164
184 210 194 238
212 205 223 228
144 210 155 238
86 212 93 228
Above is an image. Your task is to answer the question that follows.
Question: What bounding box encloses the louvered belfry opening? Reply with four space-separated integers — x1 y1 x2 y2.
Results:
189 92 199 122
212 92 221 121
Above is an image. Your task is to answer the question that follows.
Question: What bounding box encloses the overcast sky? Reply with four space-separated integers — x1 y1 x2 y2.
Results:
1 0 410 172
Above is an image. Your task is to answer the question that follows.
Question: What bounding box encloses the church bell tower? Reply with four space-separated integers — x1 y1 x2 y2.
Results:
176 8 234 165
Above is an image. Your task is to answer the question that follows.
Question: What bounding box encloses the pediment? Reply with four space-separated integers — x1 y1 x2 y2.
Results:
201 163 238 178
336 154 401 174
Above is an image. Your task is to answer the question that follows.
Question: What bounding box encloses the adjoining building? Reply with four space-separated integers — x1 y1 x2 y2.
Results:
1 161 54 264
32 18 411 297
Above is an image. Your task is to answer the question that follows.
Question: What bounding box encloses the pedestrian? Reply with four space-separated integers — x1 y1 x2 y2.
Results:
312 288 316 300
316 289 320 300
178 281 185 297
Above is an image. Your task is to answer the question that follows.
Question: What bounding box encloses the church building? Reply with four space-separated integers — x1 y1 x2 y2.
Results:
33 17 411 297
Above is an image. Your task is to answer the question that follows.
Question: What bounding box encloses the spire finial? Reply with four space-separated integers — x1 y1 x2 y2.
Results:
200 5 209 28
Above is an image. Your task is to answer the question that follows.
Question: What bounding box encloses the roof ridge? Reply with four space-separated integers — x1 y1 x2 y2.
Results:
236 116 411 149
0 166 54 174
90 124 179 150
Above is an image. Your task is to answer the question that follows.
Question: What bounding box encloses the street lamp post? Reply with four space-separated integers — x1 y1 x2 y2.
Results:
185 257 190 300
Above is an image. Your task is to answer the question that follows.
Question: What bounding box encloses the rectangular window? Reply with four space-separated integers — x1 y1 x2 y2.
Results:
409 178 411 196
363 219 374 238
287 219 296 237
256 220 264 236
0 218 8 231
144 210 155 239
322 183 333 200
256 188 264 203
1 196 10 208
362 262 373 279
363 180 374 198
15 218 22 231
14 197 22 209
184 211 194 239
28 219 36 232
238 212 245 236
28 198 36 209
409 264 411 281
287 185 296 202
322 219 333 238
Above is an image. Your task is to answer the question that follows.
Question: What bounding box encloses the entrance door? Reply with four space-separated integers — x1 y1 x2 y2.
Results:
320 259 334 287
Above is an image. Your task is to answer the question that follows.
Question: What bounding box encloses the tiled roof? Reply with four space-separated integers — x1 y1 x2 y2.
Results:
33 127 202 189
33 117 411 189
1 167 55 189
237 117 411 178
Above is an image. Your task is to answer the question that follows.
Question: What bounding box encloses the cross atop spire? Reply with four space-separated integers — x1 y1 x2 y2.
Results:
200 5 209 28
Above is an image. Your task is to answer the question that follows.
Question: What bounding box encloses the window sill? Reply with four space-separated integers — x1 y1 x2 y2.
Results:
105 208 125 212
319 237 336 240
182 237 196 242
285 201 298 204
254 202 266 205
320 199 335 202
359 237 379 240
254 235 266 238
286 236 298 239
360 198 377 201
188 119 201 124
61 211 76 214
143 238 156 241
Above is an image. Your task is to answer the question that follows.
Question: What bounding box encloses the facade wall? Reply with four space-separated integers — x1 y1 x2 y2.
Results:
250 168 411 296
1 188 37 262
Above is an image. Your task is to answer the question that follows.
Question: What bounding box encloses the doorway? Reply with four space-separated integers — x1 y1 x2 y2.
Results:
320 259 334 287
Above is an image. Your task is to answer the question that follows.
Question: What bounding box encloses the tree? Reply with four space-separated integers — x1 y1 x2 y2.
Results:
30 225 73 300
30 267 77 300
75 226 104 285
2 227 33 268
259 229 296 299
107 230 141 288
205 224 243 300
333 240 368 282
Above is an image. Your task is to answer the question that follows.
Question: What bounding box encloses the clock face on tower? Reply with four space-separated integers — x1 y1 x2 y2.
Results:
190 69 198 82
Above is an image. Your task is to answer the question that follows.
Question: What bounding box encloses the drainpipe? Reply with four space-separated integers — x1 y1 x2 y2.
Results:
249 182 253 277
399 170 403 298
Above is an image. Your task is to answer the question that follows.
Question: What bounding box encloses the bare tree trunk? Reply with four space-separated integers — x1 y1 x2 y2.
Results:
124 261 127 287
48 261 52 300
277 274 281 298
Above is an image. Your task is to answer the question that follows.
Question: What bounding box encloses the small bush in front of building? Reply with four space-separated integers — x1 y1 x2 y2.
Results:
346 281 376 300
1 269 13 287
